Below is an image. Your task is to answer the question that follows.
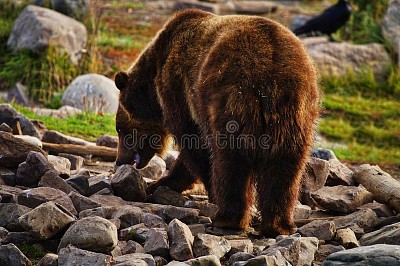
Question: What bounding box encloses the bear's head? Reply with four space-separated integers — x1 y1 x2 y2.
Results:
114 71 168 169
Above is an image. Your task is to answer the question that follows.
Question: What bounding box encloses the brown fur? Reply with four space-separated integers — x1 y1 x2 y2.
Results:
115 9 320 237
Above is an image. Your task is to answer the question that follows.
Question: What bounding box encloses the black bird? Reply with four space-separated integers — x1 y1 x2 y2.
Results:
293 0 352 40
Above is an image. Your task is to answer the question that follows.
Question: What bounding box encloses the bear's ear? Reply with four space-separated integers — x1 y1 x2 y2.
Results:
115 71 129 91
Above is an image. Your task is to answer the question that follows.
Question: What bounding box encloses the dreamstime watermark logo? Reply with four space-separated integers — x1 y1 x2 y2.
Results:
122 120 272 150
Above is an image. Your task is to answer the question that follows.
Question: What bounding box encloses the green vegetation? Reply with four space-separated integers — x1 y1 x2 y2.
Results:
18 243 46 265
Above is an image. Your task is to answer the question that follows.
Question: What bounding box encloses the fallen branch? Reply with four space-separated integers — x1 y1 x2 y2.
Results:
42 142 117 159
353 164 400 213
337 228 359 249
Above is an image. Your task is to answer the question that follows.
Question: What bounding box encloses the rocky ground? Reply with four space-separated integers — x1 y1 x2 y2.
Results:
1 105 400 266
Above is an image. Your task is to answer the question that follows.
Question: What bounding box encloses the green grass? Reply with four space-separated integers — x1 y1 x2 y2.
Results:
17 244 46 265
97 32 144 50
110 0 145 10
14 104 116 141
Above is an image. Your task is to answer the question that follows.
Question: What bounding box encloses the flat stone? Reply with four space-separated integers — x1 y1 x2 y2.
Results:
37 253 58 266
144 228 170 257
1 232 36 246
184 201 218 219
0 203 31 231
78 206 117 219
0 167 16 187
294 201 312 219
193 233 231 259
241 251 291 266
96 134 118 148
58 153 84 171
113 205 143 229
68 192 101 213
168 218 194 261
112 165 147 202
47 155 71 177
326 159 354 186
114 254 153 266
143 212 167 229
39 170 77 194
13 135 42 148
360 222 400 246
66 171 90 196
312 148 337 161
323 244 400 266
227 239 253 255
119 223 150 243
185 255 221 266
58 216 118 253
58 245 113 266
228 252 255 265
358 202 395 218
298 220 336 241
0 243 31 266
18 187 77 216
118 240 145 255
87 175 113 196
18 201 75 239
188 224 206 236
333 209 379 231
314 244 345 264
148 186 188 207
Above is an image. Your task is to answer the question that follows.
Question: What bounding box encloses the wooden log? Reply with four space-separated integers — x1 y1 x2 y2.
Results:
353 164 400 213
336 228 359 249
42 142 117 158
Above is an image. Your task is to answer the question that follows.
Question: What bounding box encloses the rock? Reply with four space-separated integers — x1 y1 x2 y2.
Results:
16 151 53 187
114 254 154 266
148 186 188 207
164 151 179 170
112 165 147 202
185 255 221 266
0 203 31 231
7 5 87 64
168 218 194 261
0 227 9 240
61 74 119 113
118 240 145 255
58 245 113 266
79 206 117 219
32 105 82 119
303 157 330 192
87 175 113 196
50 0 90 18
303 37 391 79
143 212 167 229
0 104 40 137
39 170 76 194
0 243 31 266
17 187 77 216
382 0 400 66
327 159 354 186
227 239 253 255
58 216 118 253
66 171 90 195
314 245 345 264
261 234 319 266
13 135 42 148
119 223 150 243
323 244 400 266
333 209 379 231
193 233 231 259
294 201 312 219
290 15 311 32
173 0 223 14
188 224 206 236
48 155 71 177
58 153 84 171
37 253 58 266
139 156 166 180
69 191 101 213
298 220 336 241
0 132 45 168
96 134 118 148
358 202 395 218
144 228 169 257
113 205 143 229
312 148 337 161
0 168 16 187
241 251 291 266
42 130 93 146
6 83 30 106
1 232 36 246
360 222 400 246
0 123 13 133
228 252 255 265
312 185 373 214
184 201 218 219
18 201 75 239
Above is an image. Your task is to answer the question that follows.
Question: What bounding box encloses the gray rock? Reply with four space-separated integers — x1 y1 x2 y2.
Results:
139 156 167 180
144 228 169 257
0 168 16 187
114 254 153 266
7 5 87 64
0 243 31 266
228 252 255 266
58 216 118 253
382 0 400 67
48 155 71 177
323 244 400 266
69 191 101 213
118 240 145 255
303 157 330 191
88 175 113 196
326 159 354 186
51 0 90 18
240 251 291 266
6 83 30 106
39 170 77 194
227 239 253 256
0 203 31 231
261 234 318 266
96 134 118 148
13 135 42 148
0 227 9 241
312 148 337 161
32 105 82 119
67 171 90 195
298 220 336 241
290 15 311 32
119 223 150 243
193 233 231 259
61 74 119 113
358 202 395 218
360 222 400 246
112 165 147 202
58 153 84 171
58 245 113 266
294 201 312 219
37 253 58 266
185 255 221 266
148 186 188 207
16 151 54 187
79 206 117 219
0 104 39 137
42 130 93 146
0 132 45 168
314 245 345 264
184 201 218 219
143 212 167 229
18 187 77 216
333 209 379 231
168 218 194 261
113 205 143 229
188 224 206 236
303 37 391 79
250 238 276 255
18 201 75 239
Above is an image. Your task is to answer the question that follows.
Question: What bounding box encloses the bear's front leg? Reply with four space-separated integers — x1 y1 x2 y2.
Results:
211 149 254 230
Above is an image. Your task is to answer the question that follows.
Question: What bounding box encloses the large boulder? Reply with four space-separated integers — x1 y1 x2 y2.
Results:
7 5 87 64
303 37 391 79
61 74 119 114
0 104 40 137
382 0 400 66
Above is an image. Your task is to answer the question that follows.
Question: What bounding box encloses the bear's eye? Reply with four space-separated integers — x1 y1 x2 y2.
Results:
116 127 121 133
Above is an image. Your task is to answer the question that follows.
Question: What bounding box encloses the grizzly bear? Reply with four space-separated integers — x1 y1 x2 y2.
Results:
114 9 320 237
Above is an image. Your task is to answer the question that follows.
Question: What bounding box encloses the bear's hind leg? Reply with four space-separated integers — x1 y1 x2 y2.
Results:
256 153 305 237
211 150 254 230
